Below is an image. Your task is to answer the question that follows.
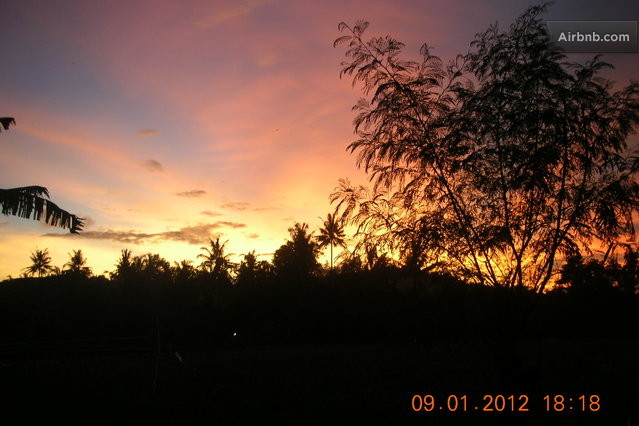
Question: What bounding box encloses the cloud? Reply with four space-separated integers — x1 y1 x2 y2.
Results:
246 233 259 239
137 129 162 137
142 159 164 172
44 221 247 245
257 52 277 68
158 222 246 244
194 0 270 29
175 190 207 198
222 201 250 211
201 210 222 217
45 229 154 245
216 221 246 229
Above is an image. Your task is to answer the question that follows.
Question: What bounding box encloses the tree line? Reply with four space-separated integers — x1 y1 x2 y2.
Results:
13 219 340 282
1 215 636 349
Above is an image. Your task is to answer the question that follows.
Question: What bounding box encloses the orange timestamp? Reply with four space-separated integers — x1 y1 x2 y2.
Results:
410 394 602 414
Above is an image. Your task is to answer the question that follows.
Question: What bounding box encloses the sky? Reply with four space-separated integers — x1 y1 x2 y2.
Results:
1 0 637 278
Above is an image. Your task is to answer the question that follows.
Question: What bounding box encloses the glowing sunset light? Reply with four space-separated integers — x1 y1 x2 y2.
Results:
1 0 637 279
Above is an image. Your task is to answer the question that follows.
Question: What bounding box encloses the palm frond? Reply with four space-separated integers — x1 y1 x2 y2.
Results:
0 186 84 233
0 117 16 131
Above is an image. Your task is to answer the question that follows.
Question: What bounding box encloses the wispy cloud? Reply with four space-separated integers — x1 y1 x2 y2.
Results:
44 222 246 245
222 201 250 211
201 210 222 217
194 0 270 29
175 190 207 198
142 159 164 172
137 129 162 137
246 233 259 239
257 52 277 68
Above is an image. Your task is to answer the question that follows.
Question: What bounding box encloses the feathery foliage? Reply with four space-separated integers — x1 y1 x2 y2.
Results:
333 4 639 292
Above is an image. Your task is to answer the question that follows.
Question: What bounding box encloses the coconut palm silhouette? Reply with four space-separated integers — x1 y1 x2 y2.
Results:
316 213 347 270
23 248 54 277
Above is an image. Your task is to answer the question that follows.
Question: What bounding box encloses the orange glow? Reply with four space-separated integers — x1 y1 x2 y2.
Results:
2 1 638 279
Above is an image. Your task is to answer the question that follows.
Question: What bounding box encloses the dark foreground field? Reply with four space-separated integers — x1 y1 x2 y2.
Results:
2 338 637 425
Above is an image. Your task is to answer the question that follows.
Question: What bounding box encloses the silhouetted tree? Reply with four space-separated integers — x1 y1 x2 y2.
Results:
332 178 445 273
335 240 394 272
23 248 54 277
0 117 84 233
236 251 272 286
198 237 233 283
112 249 135 281
334 4 639 292
336 253 364 274
619 245 639 295
558 244 639 297
273 222 320 282
63 249 92 278
138 253 171 282
557 255 619 297
316 213 347 270
172 260 197 283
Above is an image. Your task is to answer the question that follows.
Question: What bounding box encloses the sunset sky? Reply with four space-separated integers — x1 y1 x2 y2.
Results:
1 0 637 278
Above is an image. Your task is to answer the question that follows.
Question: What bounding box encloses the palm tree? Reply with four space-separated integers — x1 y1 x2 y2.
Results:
236 251 258 285
63 249 92 277
172 259 196 282
23 248 54 277
112 248 134 281
198 237 232 280
0 117 83 233
140 253 171 281
273 222 321 280
316 213 347 270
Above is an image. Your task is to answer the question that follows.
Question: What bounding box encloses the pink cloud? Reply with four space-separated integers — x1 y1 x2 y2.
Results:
137 129 162 137
193 0 272 29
